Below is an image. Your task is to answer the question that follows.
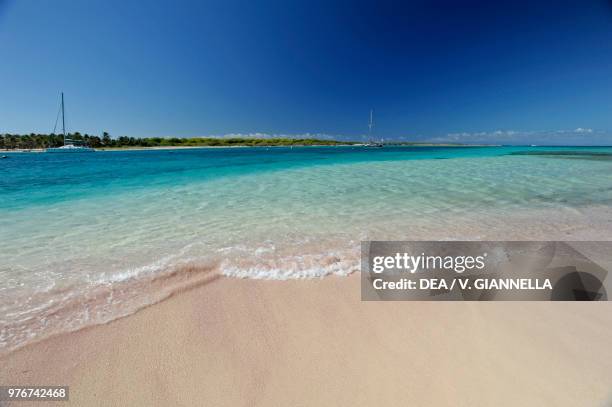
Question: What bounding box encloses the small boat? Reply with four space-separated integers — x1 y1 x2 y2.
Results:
46 93 95 153
46 144 95 153
1 155 7 159
364 109 383 147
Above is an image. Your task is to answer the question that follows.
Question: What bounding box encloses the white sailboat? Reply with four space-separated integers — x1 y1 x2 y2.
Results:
46 92 95 153
365 109 383 147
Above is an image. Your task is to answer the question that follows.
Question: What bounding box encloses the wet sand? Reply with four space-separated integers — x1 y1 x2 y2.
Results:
2 273 612 406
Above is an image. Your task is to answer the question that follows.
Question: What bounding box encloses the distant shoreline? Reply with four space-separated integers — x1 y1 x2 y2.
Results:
97 143 482 151
6 145 612 153
2 143 494 153
96 144 356 151
2 144 356 153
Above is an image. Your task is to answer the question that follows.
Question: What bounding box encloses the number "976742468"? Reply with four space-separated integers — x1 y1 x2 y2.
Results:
0 386 68 401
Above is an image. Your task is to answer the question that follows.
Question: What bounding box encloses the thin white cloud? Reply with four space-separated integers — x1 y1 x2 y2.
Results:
574 127 593 133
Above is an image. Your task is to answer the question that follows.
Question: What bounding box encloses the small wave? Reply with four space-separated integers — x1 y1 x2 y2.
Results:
0 260 221 356
221 252 359 280
219 238 360 280
88 242 203 285
0 239 359 355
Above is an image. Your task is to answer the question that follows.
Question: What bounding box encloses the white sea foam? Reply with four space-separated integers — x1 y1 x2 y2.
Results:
88 242 202 285
221 251 359 280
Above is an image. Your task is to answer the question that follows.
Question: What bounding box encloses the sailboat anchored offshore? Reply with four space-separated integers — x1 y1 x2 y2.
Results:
365 109 383 148
46 92 95 153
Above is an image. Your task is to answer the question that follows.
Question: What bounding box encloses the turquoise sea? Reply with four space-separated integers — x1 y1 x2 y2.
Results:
1 145 612 351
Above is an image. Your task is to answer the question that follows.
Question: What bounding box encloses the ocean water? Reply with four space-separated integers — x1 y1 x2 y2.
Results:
1 145 612 351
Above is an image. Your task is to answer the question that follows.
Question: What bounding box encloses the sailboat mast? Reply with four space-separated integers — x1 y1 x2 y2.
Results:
368 109 374 136
61 92 66 144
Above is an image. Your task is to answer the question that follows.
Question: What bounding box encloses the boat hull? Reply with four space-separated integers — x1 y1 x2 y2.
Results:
46 147 95 153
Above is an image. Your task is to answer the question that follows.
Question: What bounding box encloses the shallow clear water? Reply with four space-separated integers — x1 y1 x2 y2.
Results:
1 145 612 351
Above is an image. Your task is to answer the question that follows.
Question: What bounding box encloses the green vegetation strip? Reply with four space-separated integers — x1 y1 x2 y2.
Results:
0 133 354 149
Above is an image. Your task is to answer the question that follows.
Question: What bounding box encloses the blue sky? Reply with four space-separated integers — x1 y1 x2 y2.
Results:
1 0 612 144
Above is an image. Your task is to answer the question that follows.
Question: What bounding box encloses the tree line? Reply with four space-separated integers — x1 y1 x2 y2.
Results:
1 132 111 149
1 133 353 149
